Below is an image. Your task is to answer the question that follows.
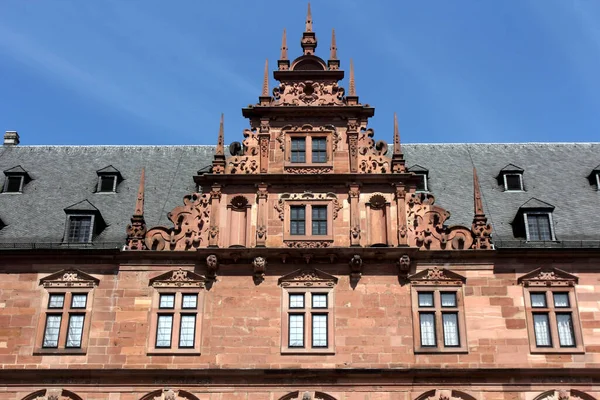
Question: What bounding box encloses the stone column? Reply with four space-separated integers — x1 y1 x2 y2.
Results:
256 183 269 247
259 118 270 173
208 184 222 247
395 183 408 246
347 118 359 173
348 183 360 247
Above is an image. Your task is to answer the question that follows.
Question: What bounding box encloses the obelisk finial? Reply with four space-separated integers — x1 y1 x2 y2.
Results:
471 167 493 249
473 167 485 216
391 112 406 173
306 3 313 32
330 28 337 60
262 59 269 96
125 167 147 250
280 28 288 60
393 113 401 155
349 59 356 96
216 113 224 156
134 167 145 216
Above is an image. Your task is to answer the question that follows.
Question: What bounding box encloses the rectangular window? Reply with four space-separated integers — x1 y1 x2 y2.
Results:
289 293 305 309
48 294 65 309
531 293 547 308
178 315 196 348
312 314 327 347
311 206 327 235
181 294 197 309
311 137 327 163
159 294 175 309
556 313 575 347
442 313 459 346
71 294 87 309
290 206 306 235
441 292 457 307
289 314 304 347
156 315 173 348
291 137 306 163
66 216 93 243
504 174 523 191
5 176 23 193
415 174 428 191
418 292 434 307
553 293 570 308
66 314 85 348
533 313 552 347
42 315 62 348
312 294 327 309
419 313 436 347
527 213 552 241
98 175 117 192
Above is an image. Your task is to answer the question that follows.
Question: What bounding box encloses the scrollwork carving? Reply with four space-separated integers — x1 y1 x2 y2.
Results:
285 241 332 248
284 166 332 174
359 155 390 173
272 80 346 106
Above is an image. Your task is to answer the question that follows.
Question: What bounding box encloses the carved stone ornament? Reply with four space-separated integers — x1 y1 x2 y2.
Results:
150 268 206 288
206 254 218 279
406 192 475 250
278 268 338 288
252 256 267 284
280 391 337 400
534 389 595 400
149 389 197 400
256 225 267 239
27 389 80 400
40 269 99 289
226 128 260 174
285 240 332 248
349 254 363 287
275 192 343 220
272 80 346 106
417 389 477 400
284 166 333 174
409 267 466 286
518 267 578 287
145 193 211 251
350 225 361 239
397 254 411 274
359 155 390 173
368 193 387 209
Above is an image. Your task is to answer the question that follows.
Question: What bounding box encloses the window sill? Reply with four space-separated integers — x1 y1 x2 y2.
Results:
147 351 202 356
34 348 87 355
414 347 468 354
530 347 584 354
281 349 335 355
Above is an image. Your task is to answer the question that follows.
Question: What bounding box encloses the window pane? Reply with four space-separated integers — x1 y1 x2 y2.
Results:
290 206 306 235
6 176 23 192
442 313 459 347
291 138 306 163
159 294 175 309
505 174 522 191
43 315 62 348
312 206 327 235
415 174 427 191
289 314 304 347
533 313 551 347
312 294 327 308
66 315 85 348
527 214 552 241
182 294 197 309
312 138 327 163
179 315 196 348
48 294 65 309
557 313 575 347
418 292 434 307
441 293 457 307
156 315 173 347
553 293 570 308
99 175 116 192
419 313 436 346
531 293 547 308
67 216 93 243
312 314 328 347
71 294 87 309
289 294 305 308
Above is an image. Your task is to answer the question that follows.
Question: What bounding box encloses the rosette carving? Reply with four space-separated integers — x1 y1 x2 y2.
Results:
145 193 211 251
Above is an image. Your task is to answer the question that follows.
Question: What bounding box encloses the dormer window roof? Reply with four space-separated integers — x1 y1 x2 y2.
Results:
96 165 123 193
588 165 600 190
63 199 106 244
408 165 429 192
498 164 524 192
513 198 556 242
3 165 30 194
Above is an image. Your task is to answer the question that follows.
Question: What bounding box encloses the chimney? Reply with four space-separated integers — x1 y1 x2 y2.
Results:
4 131 20 146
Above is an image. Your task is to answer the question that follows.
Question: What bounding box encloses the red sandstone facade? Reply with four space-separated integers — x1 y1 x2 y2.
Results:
1 6 599 400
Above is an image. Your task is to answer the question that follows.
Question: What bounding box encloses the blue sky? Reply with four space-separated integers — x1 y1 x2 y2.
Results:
0 1 599 145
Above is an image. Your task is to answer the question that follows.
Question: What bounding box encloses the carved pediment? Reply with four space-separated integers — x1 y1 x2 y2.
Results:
278 268 338 288
145 192 211 251
40 269 99 288
409 267 466 286
518 267 578 287
272 80 346 106
150 268 206 288
275 192 342 221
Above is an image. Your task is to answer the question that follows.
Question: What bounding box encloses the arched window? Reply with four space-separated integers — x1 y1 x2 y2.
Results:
22 389 83 400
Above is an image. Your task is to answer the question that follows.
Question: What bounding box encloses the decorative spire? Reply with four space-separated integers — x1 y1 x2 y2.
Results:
262 59 269 96
125 168 147 250
306 2 313 32
300 3 317 55
471 167 493 249
216 113 224 156
391 113 406 173
281 29 288 60
330 29 337 60
349 59 356 96
134 167 145 216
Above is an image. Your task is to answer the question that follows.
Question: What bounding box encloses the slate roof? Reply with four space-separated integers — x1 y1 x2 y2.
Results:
0 143 598 248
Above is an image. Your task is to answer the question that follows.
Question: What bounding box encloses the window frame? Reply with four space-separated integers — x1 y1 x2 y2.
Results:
503 173 524 191
415 173 429 192
97 174 118 193
283 200 333 242
35 289 94 354
3 175 24 193
523 286 584 354
284 131 332 168
65 214 95 244
524 211 556 242
411 285 468 354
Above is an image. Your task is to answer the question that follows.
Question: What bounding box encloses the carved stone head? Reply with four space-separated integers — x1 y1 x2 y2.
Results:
398 254 411 272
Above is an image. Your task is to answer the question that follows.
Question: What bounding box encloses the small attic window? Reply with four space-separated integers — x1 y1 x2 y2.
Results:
96 165 122 194
504 173 523 191
408 165 429 192
98 175 117 193
524 212 554 241
588 166 600 190
5 176 24 193
66 215 94 243
415 174 428 192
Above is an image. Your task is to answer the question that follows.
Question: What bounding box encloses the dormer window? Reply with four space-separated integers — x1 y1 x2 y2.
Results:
95 165 122 194
587 165 600 190
408 165 429 192
514 198 556 242
498 164 524 192
63 199 106 244
3 165 30 194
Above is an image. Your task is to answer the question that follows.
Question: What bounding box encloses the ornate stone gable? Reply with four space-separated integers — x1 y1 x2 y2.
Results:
40 269 99 288
149 268 206 288
409 267 466 286
278 268 338 288
518 267 578 287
